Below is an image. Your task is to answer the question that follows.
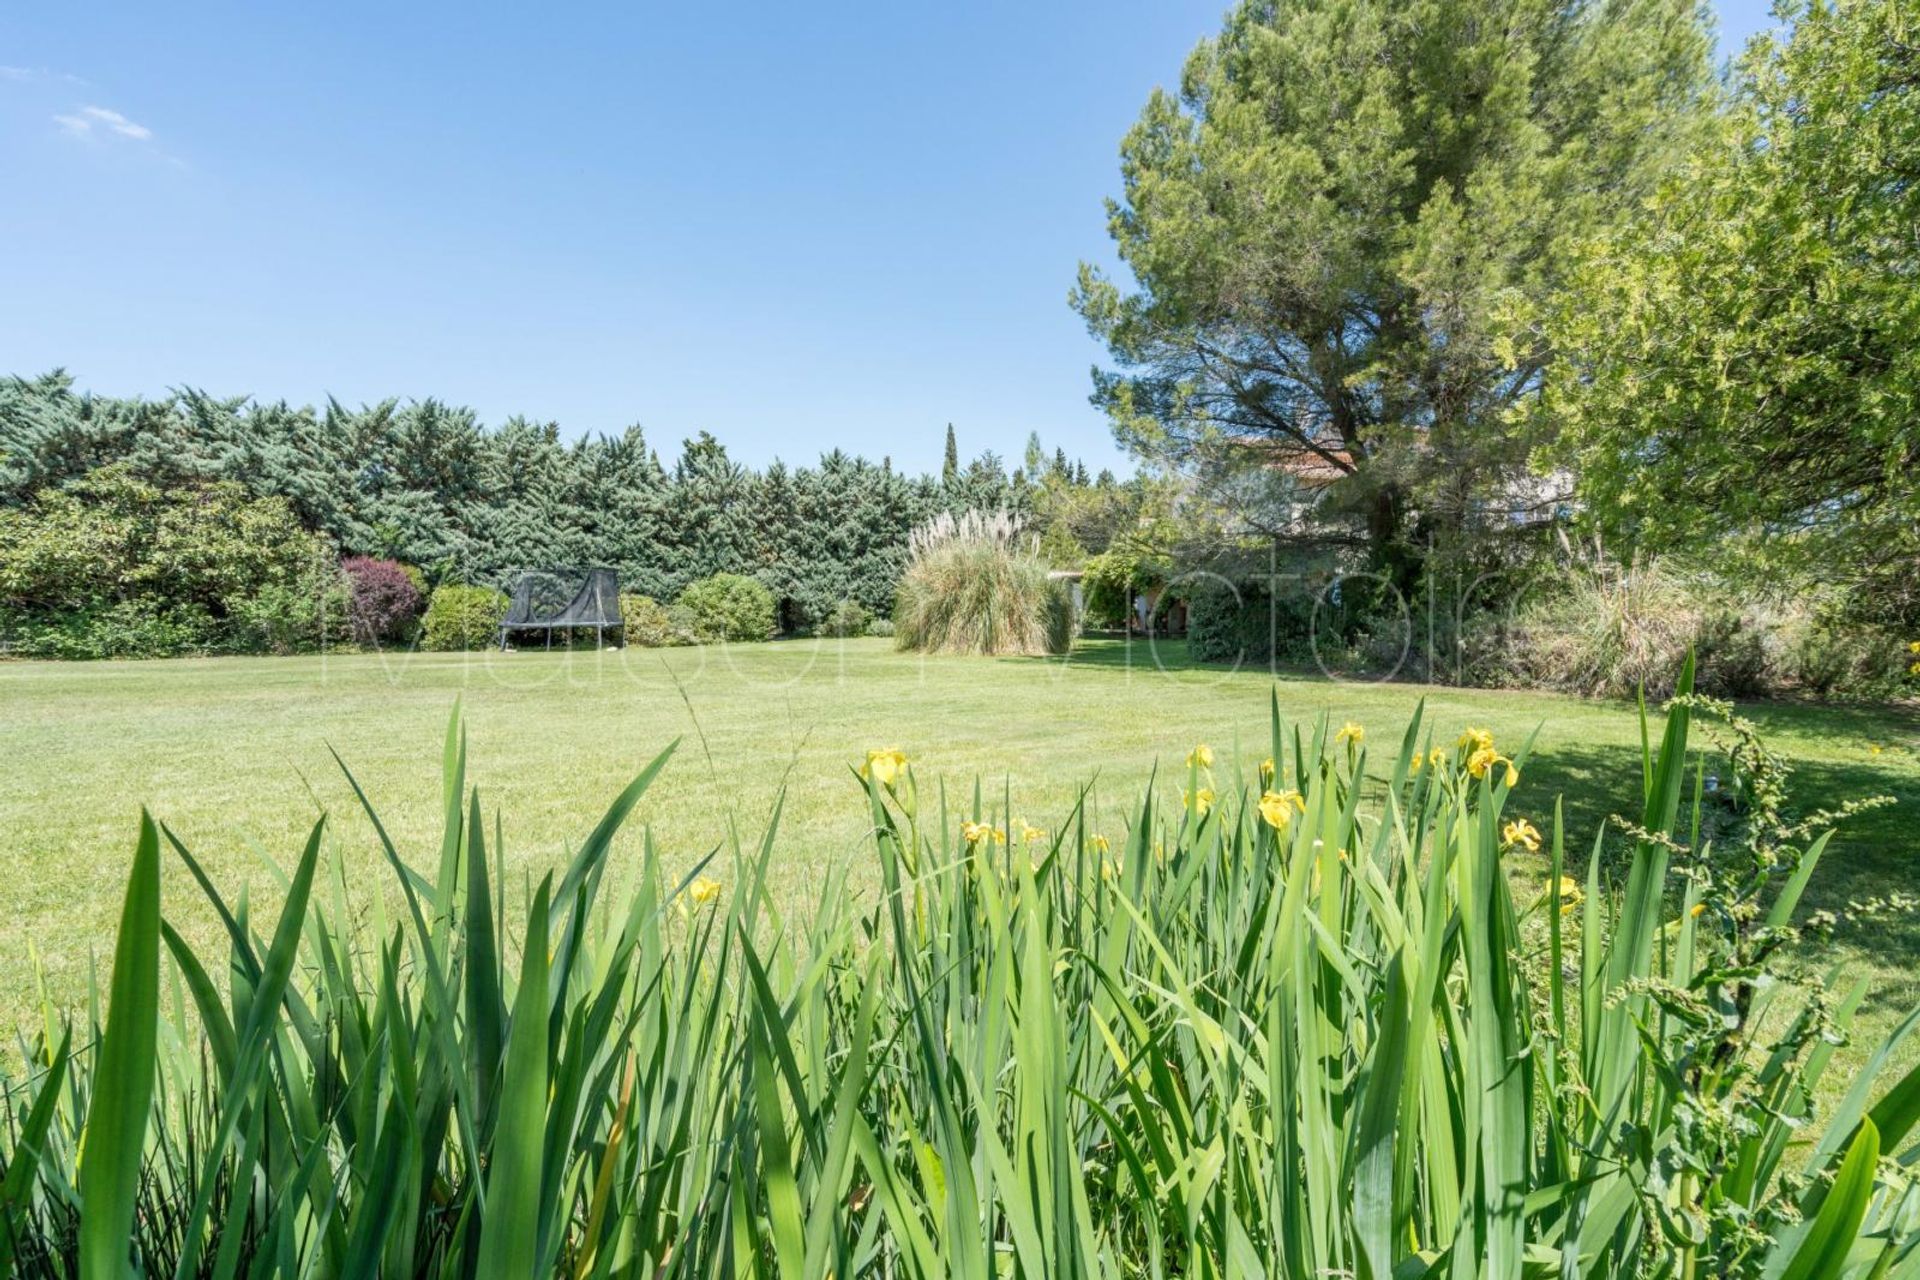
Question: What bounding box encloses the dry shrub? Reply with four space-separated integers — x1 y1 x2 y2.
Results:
1476 552 1784 700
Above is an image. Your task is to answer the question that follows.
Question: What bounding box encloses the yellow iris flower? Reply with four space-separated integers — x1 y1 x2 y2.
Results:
1335 721 1364 746
1501 819 1541 852
689 875 722 906
1467 745 1520 788
1186 744 1214 770
860 747 909 787
1259 756 1276 784
1548 875 1583 912
1258 789 1306 831
1184 787 1215 816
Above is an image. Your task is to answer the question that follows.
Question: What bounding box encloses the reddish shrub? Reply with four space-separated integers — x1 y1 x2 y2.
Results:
342 556 424 645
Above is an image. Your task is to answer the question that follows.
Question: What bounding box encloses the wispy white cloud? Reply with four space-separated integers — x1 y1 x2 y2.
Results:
53 104 153 141
2 65 89 85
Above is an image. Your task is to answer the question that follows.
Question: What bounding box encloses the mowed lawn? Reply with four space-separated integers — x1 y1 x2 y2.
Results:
2 636 1917 1068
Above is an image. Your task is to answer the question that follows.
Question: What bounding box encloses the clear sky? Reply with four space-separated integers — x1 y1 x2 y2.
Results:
2 0 1780 475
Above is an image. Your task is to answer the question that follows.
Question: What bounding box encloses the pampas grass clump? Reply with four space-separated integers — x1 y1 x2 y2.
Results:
893 509 1071 656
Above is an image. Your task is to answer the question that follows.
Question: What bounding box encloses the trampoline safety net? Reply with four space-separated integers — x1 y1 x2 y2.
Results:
498 568 622 646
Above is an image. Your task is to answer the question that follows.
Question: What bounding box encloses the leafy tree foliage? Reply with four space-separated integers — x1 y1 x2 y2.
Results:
1073 0 1717 583
1532 0 1919 623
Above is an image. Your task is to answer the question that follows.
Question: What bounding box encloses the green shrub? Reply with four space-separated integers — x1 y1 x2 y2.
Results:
230 560 352 655
1789 621 1915 701
673 572 775 643
818 598 869 638
0 600 214 660
1187 577 1264 663
420 584 508 650
893 509 1070 656
1081 545 1174 630
0 464 337 657
3 667 1913 1275
865 616 894 638
619 592 688 647
1186 575 1321 664
1692 606 1774 699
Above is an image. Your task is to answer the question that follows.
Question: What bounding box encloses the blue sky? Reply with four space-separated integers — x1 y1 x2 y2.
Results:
2 1 1779 475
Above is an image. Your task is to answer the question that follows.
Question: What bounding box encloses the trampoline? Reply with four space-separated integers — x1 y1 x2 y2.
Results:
497 568 623 649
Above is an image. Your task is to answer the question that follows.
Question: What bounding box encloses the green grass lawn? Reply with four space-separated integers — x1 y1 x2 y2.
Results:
3 635 1917 1066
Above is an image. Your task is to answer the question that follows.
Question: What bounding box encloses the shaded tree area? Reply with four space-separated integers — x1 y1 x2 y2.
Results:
0 371 1139 629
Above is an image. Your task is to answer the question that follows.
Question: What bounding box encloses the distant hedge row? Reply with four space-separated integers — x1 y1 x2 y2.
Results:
418 573 908 651
0 457 893 657
418 573 824 651
0 373 1094 633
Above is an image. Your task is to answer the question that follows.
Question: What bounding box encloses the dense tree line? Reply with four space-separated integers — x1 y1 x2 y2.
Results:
0 372 1139 640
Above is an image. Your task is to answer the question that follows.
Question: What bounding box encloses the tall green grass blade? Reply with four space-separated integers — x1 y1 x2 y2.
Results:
78 810 162 1280
0 1027 70 1276
465 787 506 1133
476 874 552 1280
1772 1119 1881 1280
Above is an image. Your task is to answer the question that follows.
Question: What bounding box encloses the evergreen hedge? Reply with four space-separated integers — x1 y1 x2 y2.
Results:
0 373 1100 631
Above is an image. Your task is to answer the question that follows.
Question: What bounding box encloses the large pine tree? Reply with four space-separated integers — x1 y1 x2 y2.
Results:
1073 0 1718 585
664 432 753 593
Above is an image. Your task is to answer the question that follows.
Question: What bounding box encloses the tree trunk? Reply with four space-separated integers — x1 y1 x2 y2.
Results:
1366 483 1421 600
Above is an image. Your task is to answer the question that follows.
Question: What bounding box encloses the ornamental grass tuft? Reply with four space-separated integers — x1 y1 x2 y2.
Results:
892 508 1072 656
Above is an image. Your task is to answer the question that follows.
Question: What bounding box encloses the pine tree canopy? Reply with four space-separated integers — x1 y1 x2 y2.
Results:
1073 0 1719 581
